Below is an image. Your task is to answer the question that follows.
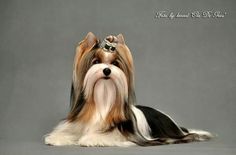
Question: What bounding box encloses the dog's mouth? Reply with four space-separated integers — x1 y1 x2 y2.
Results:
103 77 110 80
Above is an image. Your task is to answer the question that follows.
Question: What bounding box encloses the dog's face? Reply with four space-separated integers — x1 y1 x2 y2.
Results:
68 32 136 124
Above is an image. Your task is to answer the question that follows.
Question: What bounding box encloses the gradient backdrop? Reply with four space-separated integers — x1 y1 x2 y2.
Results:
0 0 235 155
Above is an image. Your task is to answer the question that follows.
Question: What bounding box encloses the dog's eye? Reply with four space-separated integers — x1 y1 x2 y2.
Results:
111 60 119 67
93 59 100 64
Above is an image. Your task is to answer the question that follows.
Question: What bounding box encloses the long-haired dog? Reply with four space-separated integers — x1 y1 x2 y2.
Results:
44 32 213 146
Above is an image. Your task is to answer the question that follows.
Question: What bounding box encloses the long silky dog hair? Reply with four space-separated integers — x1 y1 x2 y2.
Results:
44 32 213 146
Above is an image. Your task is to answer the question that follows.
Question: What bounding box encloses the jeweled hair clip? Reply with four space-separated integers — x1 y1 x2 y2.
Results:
100 38 117 52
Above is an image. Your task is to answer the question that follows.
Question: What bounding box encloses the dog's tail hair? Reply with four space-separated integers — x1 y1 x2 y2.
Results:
130 105 215 146
138 129 215 146
187 129 214 141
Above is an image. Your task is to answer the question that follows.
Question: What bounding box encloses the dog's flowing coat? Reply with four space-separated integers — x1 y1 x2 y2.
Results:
44 32 213 146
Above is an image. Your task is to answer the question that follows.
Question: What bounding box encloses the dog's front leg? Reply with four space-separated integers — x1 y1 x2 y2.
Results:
44 120 81 146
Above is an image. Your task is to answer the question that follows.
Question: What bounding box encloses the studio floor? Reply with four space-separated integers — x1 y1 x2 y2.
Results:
0 138 235 155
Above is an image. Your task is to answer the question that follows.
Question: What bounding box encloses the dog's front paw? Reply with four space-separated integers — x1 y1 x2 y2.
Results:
77 134 135 147
44 134 64 146
44 134 76 146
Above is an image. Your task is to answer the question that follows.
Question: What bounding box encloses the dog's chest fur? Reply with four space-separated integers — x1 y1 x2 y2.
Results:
93 79 116 120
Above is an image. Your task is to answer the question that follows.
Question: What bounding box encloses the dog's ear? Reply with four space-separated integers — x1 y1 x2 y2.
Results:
77 32 98 55
69 32 98 121
73 32 98 82
72 32 98 90
117 34 125 45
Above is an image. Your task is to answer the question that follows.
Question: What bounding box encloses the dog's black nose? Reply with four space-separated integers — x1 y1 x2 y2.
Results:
103 68 111 76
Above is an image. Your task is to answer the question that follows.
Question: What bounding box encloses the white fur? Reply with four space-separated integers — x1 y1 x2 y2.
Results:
77 128 135 147
83 63 128 121
44 120 135 146
131 105 152 140
188 129 214 141
83 64 128 100
93 79 117 119
44 121 82 146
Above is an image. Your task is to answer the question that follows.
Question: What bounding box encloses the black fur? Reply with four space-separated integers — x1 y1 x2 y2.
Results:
117 119 134 135
69 84 75 108
136 105 187 139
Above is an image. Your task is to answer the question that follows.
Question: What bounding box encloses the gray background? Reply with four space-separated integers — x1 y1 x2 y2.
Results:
0 0 235 155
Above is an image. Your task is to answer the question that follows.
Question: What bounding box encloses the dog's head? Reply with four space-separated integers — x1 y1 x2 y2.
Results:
68 32 136 125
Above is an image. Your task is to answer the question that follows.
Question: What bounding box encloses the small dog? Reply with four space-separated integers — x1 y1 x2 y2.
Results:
44 32 213 146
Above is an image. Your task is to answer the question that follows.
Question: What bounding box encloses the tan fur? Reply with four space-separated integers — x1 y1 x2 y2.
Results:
68 99 96 123
105 96 126 126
